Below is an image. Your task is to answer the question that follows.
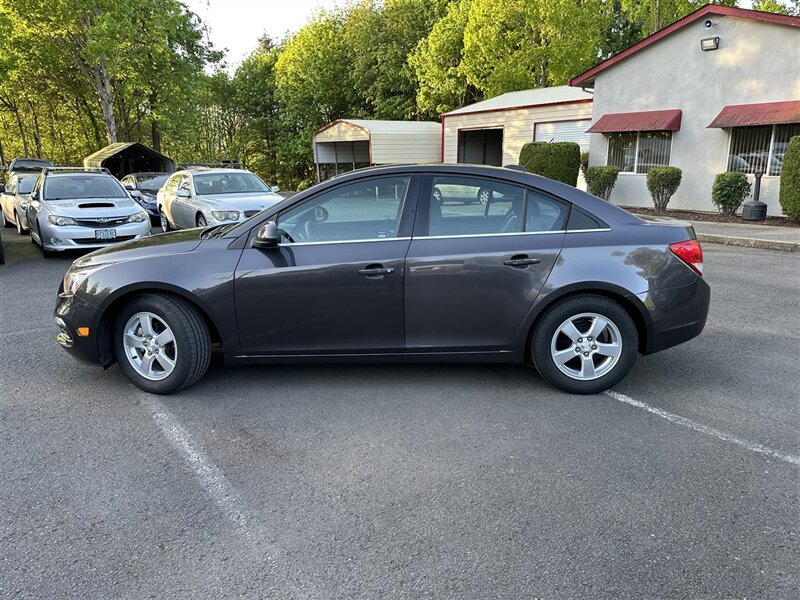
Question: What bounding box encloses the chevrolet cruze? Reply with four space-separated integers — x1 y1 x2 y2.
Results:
54 164 710 395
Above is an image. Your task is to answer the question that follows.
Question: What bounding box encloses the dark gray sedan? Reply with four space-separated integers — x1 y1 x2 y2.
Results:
54 164 709 395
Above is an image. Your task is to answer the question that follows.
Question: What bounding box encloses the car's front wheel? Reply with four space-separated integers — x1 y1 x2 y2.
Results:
531 295 638 394
196 214 207 227
113 294 211 394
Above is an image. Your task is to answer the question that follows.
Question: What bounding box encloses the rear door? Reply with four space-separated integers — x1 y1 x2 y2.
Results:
234 174 419 355
405 174 567 352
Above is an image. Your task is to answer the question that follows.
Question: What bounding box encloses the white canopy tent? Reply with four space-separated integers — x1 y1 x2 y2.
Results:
313 119 441 181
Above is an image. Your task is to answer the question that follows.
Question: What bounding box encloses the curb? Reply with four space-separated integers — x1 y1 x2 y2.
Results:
697 233 799 252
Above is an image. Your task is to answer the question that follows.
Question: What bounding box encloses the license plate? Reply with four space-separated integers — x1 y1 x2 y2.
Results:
95 228 117 240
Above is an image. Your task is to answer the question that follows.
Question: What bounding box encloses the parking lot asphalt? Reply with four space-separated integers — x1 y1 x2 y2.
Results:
0 231 798 599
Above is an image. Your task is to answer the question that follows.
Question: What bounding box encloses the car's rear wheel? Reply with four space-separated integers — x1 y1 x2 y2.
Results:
477 187 492 205
1 210 8 227
531 295 637 394
113 294 211 394
15 211 25 235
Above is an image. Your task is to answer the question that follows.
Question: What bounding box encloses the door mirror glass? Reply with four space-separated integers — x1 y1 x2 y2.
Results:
129 189 142 198
176 188 190 198
253 220 279 249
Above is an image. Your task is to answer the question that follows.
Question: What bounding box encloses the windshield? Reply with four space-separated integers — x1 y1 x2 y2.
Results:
193 172 270 195
44 175 128 200
18 177 37 194
11 159 53 171
137 174 170 192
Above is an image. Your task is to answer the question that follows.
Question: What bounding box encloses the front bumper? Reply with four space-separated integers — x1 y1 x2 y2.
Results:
41 220 151 252
54 292 106 365
636 276 711 355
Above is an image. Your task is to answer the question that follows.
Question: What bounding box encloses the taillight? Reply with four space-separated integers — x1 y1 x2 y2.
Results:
669 240 704 276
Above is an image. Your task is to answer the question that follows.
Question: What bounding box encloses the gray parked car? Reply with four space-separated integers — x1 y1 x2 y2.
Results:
156 168 283 232
54 164 709 395
0 173 37 234
27 168 151 257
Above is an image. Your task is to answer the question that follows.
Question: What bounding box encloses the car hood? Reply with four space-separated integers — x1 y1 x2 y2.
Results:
44 197 141 217
197 192 285 211
71 228 205 268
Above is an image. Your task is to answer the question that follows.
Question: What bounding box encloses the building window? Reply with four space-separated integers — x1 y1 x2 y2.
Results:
728 124 800 176
607 131 672 174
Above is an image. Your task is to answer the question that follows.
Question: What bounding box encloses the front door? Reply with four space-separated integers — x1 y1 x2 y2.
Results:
405 174 567 352
234 174 419 355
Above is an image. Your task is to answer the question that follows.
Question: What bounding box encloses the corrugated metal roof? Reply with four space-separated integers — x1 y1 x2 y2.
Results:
314 119 441 139
707 101 800 128
587 109 682 133
443 86 593 116
83 142 173 167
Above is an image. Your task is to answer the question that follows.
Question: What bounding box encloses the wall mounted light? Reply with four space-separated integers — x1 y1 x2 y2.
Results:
700 37 720 51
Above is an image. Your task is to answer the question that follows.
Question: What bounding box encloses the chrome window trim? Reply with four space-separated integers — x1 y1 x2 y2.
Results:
280 236 412 247
415 230 566 241
565 228 611 234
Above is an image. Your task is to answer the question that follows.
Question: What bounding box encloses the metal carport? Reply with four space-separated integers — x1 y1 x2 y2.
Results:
83 142 175 179
313 119 441 181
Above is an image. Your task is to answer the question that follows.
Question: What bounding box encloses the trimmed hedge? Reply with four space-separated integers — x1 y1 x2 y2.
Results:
646 166 682 212
711 172 751 216
519 142 581 186
779 135 800 221
585 165 620 201
580 151 589 176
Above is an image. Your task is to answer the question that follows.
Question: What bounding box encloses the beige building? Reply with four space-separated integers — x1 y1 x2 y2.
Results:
441 87 594 166
571 4 800 215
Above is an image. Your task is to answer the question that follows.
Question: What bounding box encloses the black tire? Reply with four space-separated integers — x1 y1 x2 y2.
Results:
1 210 9 228
531 295 638 394
196 214 207 227
0 235 5 265
15 212 25 235
160 209 173 232
113 294 211 394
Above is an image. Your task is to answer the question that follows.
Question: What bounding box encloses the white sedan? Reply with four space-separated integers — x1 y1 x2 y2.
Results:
157 168 284 231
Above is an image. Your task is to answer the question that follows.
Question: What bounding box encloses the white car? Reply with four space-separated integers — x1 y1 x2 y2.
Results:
157 168 284 232
1 173 37 234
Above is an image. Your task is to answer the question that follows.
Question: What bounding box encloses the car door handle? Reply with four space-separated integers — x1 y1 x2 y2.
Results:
358 265 395 278
503 255 541 267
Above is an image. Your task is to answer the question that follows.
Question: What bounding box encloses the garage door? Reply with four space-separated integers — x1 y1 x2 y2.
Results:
534 120 591 152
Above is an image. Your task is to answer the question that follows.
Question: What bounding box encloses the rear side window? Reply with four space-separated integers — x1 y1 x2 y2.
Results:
567 208 604 231
428 176 525 236
525 190 568 233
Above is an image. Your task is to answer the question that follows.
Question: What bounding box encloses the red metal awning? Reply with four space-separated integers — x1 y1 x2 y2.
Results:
586 109 682 133
707 101 800 128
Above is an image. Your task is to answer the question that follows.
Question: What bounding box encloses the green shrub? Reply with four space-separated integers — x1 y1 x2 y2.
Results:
519 142 581 186
711 172 751 215
646 166 682 212
584 165 620 201
580 151 589 176
779 135 800 221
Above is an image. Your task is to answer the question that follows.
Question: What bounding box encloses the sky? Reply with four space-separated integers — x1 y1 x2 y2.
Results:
184 0 344 72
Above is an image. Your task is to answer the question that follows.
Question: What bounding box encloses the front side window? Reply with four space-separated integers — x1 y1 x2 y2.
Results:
44 175 127 200
607 131 672 173
277 176 410 243
729 124 800 176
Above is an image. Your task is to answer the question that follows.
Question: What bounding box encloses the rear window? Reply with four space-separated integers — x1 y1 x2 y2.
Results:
137 174 170 191
11 159 53 171
44 175 127 200
17 177 36 194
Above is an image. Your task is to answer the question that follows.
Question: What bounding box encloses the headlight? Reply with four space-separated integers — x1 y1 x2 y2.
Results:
62 264 105 296
49 215 77 226
211 211 240 221
126 211 148 223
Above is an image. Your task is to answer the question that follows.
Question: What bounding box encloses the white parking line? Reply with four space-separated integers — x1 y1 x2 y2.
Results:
605 390 800 467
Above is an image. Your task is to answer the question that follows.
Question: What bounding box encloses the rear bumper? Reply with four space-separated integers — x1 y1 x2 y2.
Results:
54 293 105 365
635 277 711 355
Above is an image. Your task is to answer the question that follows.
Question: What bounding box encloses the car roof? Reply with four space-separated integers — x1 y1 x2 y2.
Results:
179 168 253 176
46 171 113 178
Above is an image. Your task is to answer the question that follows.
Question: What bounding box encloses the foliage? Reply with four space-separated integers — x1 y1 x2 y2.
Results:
519 142 581 187
646 166 682 212
711 172 751 215
580 151 590 176
779 136 800 221
585 166 620 200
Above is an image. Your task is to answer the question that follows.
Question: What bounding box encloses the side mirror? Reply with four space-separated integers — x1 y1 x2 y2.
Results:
129 189 142 198
270 185 280 193
176 188 190 198
253 220 279 249
124 184 136 191
31 189 39 201
0 183 5 194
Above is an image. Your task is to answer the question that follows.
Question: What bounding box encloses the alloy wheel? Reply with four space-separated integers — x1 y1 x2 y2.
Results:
122 312 178 381
550 312 623 381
